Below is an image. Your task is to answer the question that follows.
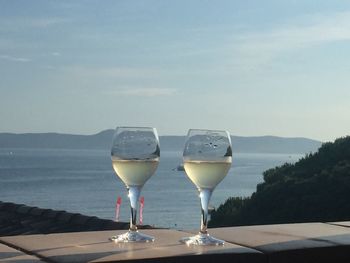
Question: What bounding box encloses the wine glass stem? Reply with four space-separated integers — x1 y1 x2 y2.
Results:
199 188 213 234
128 186 141 231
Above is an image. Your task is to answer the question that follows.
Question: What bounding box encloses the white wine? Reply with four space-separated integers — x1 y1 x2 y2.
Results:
112 158 159 187
183 158 232 189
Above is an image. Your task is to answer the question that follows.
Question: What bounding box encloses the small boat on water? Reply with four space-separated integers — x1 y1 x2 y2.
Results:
174 164 184 171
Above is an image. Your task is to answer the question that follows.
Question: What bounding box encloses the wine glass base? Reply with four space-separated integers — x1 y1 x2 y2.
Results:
109 230 155 243
180 233 225 246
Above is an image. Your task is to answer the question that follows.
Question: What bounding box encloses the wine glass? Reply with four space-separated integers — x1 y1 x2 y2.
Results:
110 126 160 242
180 129 232 246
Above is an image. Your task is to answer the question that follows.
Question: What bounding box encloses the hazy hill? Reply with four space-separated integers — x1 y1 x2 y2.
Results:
209 136 350 227
0 130 114 150
0 130 322 154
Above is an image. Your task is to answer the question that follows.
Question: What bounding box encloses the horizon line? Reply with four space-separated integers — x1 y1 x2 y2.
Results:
0 130 325 142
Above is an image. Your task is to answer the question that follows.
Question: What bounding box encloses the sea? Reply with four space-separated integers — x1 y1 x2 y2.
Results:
0 148 303 230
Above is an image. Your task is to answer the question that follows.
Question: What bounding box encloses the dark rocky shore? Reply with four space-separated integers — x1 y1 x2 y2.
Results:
0 201 153 236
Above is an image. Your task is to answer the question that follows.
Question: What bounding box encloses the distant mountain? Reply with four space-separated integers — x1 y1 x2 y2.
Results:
160 135 322 154
0 130 114 150
230 135 322 154
0 130 322 154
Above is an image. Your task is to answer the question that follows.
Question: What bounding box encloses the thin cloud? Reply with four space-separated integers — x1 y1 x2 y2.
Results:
26 17 69 28
64 66 164 79
232 11 350 68
0 17 70 31
113 87 177 97
0 54 30 62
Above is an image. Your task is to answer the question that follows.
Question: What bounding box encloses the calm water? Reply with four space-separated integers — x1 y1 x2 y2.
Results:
0 148 302 229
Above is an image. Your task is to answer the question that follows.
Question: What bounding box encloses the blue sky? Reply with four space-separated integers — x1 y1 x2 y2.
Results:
1 0 350 141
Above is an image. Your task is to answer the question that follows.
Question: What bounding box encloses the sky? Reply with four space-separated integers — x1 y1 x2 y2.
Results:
1 0 350 141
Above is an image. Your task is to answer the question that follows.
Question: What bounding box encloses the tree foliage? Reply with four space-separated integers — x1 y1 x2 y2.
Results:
209 136 350 227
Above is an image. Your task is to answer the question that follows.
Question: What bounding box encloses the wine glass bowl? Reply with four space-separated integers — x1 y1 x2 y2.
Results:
181 129 232 246
110 127 160 243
